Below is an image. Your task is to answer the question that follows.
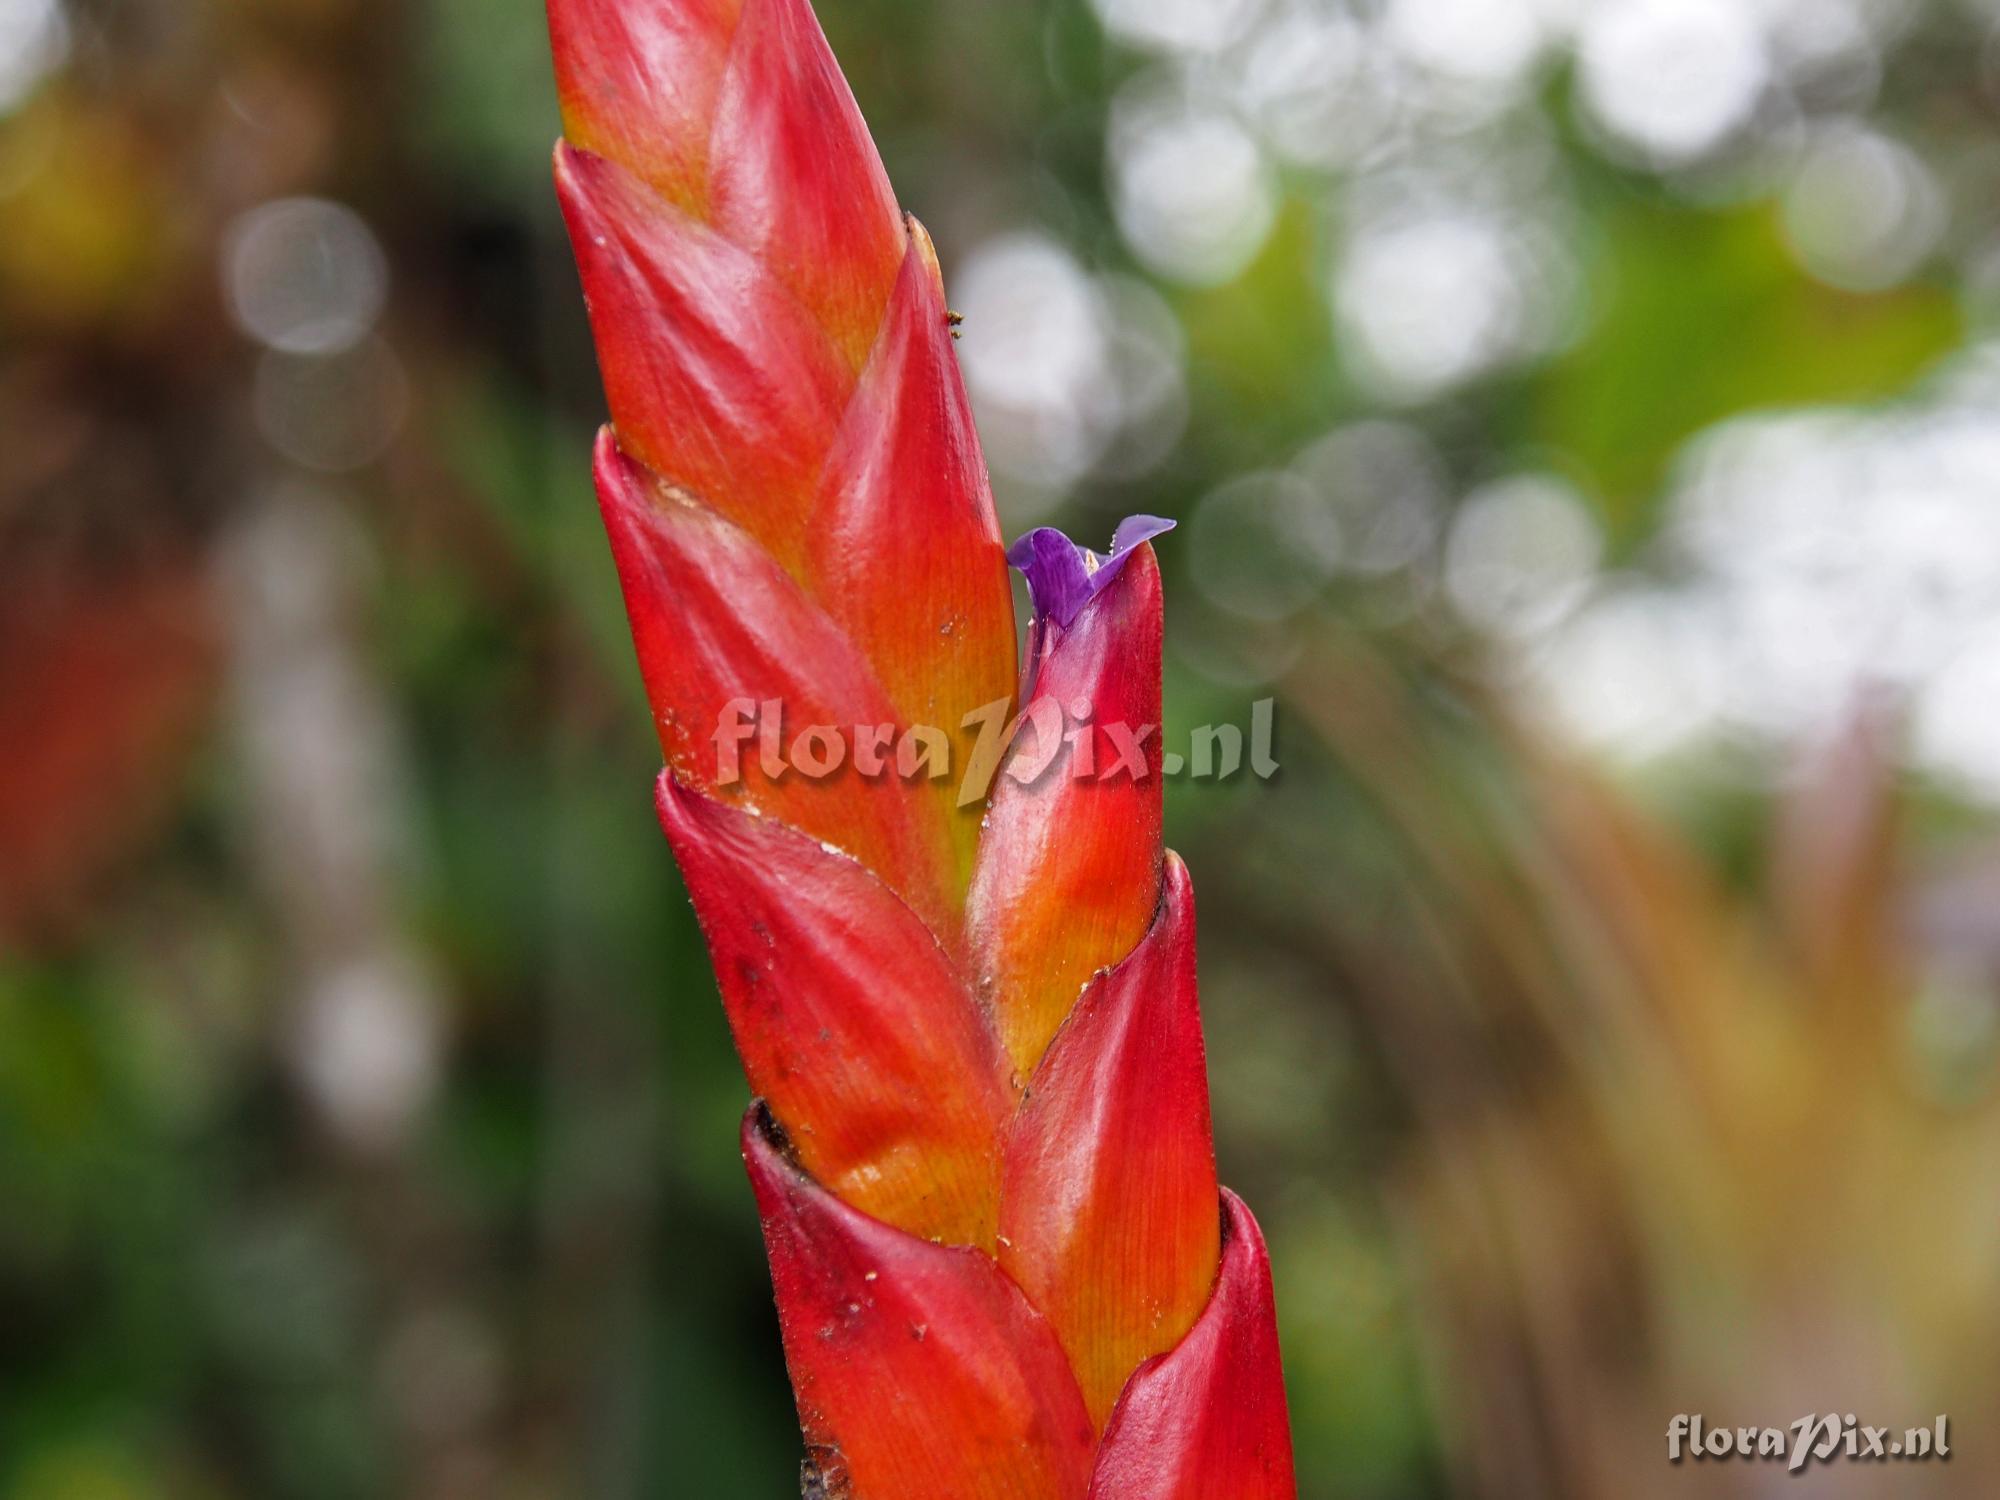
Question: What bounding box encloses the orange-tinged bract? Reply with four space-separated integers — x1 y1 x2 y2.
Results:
1000 855 1219 1429
594 434 960 934
747 1114 1099 1500
810 227 1020 886
545 0 1295 1493
703 0 905 368
548 0 738 215
658 773 1008 1249
560 147 850 570
1089 1193 1300 1500
967 547 1167 1079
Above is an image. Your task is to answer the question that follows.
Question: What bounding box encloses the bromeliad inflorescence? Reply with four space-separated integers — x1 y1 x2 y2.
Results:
544 0 1296 1493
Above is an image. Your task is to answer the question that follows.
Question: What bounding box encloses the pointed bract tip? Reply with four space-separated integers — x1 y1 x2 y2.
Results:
1087 1189 1297 1499
906 214 945 294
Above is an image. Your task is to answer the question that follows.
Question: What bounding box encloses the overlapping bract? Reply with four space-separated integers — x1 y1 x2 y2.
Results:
547 0 1295 1492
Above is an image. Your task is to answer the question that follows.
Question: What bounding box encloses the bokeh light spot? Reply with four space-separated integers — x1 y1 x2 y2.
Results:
1577 0 1769 166
1111 83 1278 288
0 0 66 116
223 198 389 356
1090 0 1266 57
1783 123 1945 292
1191 470 1343 622
1444 473 1601 639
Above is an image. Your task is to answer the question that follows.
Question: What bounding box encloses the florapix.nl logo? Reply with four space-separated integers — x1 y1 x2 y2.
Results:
709 695 1279 806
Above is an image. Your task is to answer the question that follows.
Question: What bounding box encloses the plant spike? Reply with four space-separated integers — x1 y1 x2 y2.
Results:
546 1 1297 1493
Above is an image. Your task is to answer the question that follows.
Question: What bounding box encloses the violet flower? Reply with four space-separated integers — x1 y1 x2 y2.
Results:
1008 515 1176 632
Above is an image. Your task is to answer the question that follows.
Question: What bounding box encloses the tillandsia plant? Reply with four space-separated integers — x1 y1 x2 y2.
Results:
544 1 1296 1493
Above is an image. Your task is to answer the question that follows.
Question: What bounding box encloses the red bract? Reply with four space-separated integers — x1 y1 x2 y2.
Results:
545 1 1296 1493
702 0 904 366
1089 1193 1300 1500
999 855 1218 1429
559 146 850 566
658 773 1007 1248
747 1113 1098 1500
810 226 1018 884
594 434 959 932
967 545 1167 1078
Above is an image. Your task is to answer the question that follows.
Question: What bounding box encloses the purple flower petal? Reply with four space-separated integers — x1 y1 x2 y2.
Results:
1007 529 1096 634
1109 514 1175 560
1008 515 1176 631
